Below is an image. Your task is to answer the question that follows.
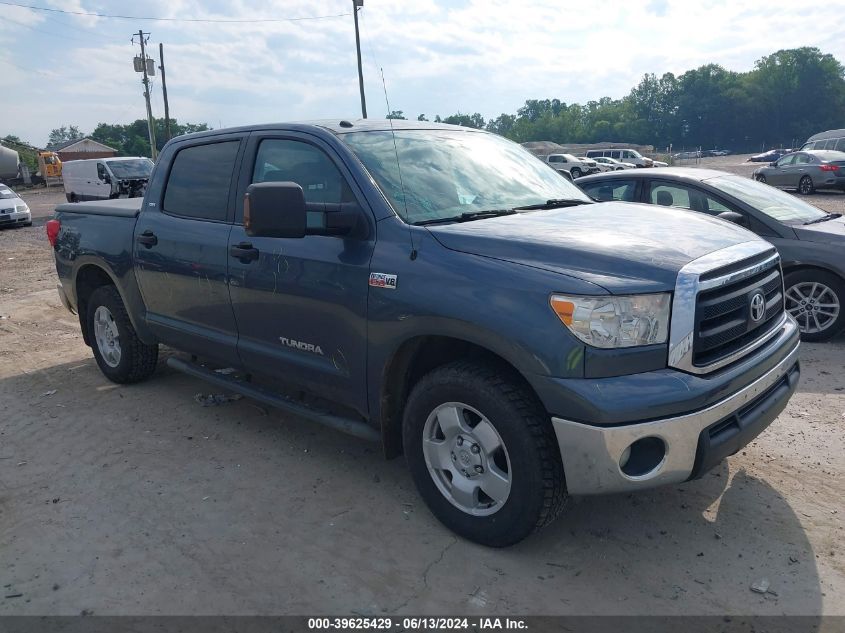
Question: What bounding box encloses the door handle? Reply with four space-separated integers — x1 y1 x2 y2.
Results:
229 242 260 262
136 230 158 247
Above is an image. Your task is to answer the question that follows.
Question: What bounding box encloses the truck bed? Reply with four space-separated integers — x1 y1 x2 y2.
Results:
55 198 142 217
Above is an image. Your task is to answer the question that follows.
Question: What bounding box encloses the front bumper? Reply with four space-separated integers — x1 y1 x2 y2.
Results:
0 209 31 225
551 340 800 495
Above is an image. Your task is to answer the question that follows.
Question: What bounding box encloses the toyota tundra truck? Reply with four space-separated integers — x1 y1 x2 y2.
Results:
47 120 801 547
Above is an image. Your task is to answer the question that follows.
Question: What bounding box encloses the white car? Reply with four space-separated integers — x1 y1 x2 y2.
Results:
545 153 599 178
592 156 636 171
0 185 31 228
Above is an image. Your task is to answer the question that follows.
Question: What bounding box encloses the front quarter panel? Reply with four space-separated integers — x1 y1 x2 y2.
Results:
365 219 609 422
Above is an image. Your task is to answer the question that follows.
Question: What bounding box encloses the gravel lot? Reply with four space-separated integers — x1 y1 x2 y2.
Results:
0 165 843 616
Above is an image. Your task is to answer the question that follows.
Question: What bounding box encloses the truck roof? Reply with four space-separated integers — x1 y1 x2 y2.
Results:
176 119 482 142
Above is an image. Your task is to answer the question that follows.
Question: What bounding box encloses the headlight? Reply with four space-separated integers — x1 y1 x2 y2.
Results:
15 204 29 213
550 293 671 348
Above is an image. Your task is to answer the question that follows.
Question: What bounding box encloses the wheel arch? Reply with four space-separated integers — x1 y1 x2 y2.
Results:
73 263 150 347
378 335 545 459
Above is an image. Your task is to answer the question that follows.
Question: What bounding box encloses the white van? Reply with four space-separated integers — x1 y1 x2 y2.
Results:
585 148 654 167
63 157 153 202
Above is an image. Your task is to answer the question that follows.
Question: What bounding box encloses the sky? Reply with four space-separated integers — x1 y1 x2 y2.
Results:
1 0 844 147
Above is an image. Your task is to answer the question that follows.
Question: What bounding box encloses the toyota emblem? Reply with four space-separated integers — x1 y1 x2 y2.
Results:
749 292 766 322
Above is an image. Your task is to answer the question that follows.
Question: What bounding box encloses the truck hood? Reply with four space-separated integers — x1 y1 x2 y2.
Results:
427 202 762 293
792 215 845 244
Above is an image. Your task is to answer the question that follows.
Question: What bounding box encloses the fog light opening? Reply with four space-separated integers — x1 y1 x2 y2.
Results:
619 436 666 477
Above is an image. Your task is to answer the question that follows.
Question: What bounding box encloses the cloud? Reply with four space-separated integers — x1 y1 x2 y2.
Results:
1 0 843 145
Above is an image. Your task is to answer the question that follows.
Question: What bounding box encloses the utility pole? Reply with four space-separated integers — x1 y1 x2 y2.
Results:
159 43 172 143
133 30 158 160
352 0 367 119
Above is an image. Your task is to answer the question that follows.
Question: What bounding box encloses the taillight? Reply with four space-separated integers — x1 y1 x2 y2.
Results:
46 219 60 246
819 164 840 172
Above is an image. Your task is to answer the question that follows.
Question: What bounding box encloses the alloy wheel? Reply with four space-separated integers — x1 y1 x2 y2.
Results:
422 402 511 516
785 281 840 334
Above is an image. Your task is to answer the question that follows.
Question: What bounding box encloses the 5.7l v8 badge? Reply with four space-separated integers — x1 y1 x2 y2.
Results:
369 272 398 290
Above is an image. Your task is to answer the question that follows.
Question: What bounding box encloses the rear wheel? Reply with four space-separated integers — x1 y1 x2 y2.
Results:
798 175 814 195
87 285 158 383
403 361 566 547
784 270 844 341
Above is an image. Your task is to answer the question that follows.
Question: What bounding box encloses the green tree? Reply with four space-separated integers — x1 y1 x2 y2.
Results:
386 110 406 120
441 112 485 129
417 114 429 121
48 125 85 147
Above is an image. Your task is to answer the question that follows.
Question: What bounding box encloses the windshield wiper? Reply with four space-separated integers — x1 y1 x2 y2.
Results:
511 198 592 211
804 213 842 225
413 209 517 226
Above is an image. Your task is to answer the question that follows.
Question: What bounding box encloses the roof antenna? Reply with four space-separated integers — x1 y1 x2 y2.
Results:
380 67 416 261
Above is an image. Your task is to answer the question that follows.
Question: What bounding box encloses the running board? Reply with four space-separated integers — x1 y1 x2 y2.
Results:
166 357 380 442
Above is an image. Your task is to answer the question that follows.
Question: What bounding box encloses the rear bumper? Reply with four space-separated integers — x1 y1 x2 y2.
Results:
551 340 800 495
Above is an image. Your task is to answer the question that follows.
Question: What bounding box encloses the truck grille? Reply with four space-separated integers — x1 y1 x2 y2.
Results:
693 261 784 367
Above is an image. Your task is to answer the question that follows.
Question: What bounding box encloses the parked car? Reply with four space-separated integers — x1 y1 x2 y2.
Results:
705 149 731 157
585 148 654 167
578 167 845 340
752 150 845 194
63 157 154 202
545 153 599 178
800 128 845 152
748 149 789 163
672 151 701 160
592 156 635 170
48 121 800 546
0 185 31 228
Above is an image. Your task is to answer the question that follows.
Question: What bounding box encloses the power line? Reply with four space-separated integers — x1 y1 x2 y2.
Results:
2 14 124 44
0 1 350 23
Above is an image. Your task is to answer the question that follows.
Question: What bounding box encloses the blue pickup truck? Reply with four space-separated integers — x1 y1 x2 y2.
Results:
47 120 800 546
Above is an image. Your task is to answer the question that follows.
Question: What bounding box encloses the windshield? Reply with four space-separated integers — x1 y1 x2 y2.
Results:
708 175 829 224
341 129 590 225
0 188 18 200
106 159 153 179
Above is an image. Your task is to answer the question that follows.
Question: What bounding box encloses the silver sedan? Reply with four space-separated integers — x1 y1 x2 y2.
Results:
753 150 845 194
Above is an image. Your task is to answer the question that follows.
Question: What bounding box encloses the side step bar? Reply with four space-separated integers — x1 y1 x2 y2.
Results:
167 357 380 442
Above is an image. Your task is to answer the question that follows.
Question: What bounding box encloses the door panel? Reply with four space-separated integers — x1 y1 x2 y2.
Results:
133 137 243 364
227 134 376 414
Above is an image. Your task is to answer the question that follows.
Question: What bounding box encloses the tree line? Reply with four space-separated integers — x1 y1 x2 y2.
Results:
392 47 845 152
46 119 210 156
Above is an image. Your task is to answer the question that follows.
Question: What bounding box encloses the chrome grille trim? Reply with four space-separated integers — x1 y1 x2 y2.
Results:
668 241 786 375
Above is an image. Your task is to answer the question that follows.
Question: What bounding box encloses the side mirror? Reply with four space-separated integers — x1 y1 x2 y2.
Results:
717 211 747 226
244 182 359 239
769 161 778 167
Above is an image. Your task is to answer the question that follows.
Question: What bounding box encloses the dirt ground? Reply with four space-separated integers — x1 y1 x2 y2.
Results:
0 164 843 617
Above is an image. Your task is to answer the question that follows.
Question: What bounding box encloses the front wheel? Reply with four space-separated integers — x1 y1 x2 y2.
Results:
569 168 582 179
784 270 844 341
87 285 159 383
755 174 767 184
403 361 567 547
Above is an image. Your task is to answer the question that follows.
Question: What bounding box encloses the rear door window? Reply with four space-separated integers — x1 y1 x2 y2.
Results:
162 141 240 221
835 138 845 152
581 179 637 202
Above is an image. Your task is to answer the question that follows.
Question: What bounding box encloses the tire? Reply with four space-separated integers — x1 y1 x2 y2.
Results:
569 168 582 179
86 285 158 383
755 174 767 184
784 270 845 342
798 175 814 195
403 361 566 547
69 193 78 203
